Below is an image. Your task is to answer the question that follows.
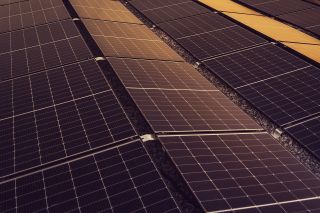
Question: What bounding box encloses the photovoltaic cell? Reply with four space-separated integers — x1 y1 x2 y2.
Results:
129 0 189 11
70 0 142 24
240 0 315 16
107 57 217 91
177 26 267 60
135 1 210 24
127 89 262 132
203 44 310 88
158 12 236 39
286 117 320 159
0 141 181 213
82 20 183 61
0 0 70 33
0 19 92 81
237 66 320 126
0 60 136 177
159 133 320 212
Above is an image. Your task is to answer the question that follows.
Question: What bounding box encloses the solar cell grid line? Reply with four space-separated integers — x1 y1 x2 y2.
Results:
203 44 311 89
0 60 137 178
82 19 160 41
0 0 70 33
240 0 315 16
69 0 142 24
127 89 262 133
0 140 181 213
158 12 237 39
286 116 320 159
129 0 190 11
237 66 320 126
158 133 320 212
176 26 267 60
0 19 92 82
107 57 218 91
134 1 211 24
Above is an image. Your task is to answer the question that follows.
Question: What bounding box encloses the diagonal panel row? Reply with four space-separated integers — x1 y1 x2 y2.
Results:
0 19 92 81
0 0 70 33
0 140 181 213
0 60 136 178
159 133 320 212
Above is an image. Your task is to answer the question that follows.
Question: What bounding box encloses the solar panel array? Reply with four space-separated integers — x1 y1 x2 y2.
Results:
238 0 320 36
0 0 182 212
2 0 320 212
128 0 320 161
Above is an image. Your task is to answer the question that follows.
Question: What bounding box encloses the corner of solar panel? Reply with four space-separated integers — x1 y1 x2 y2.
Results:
1 0 320 212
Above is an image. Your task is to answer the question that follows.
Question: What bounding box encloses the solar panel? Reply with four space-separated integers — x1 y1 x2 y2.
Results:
177 26 267 60
133 1 210 24
159 133 320 212
82 19 160 41
237 66 320 126
203 44 310 88
70 0 142 24
240 0 315 16
82 19 183 61
0 140 181 213
127 89 262 132
279 7 320 36
107 57 217 91
0 19 92 81
286 117 320 159
0 59 136 177
158 12 237 39
129 0 189 11
0 0 70 33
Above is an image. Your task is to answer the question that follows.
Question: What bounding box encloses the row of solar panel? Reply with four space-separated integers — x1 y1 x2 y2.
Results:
75 12 262 133
0 1 182 212
126 0 320 159
69 0 320 212
238 0 320 36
